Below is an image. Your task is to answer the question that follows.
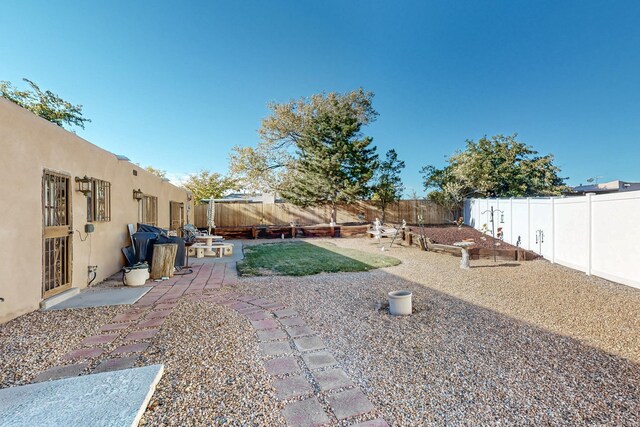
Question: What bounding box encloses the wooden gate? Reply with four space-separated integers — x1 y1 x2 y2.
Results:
42 171 72 298
170 201 185 234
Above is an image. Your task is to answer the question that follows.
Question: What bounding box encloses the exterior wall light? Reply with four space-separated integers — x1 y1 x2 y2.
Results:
75 175 92 196
133 189 143 200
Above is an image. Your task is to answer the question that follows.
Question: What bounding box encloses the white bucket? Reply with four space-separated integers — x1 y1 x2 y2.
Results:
123 267 150 287
388 290 412 315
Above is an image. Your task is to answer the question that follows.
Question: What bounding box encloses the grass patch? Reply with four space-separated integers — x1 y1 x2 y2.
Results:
237 241 401 276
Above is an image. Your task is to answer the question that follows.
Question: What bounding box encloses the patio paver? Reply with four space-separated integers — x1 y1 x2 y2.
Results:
123 329 159 342
80 333 119 346
63 348 104 360
294 336 325 352
260 341 293 356
302 351 339 370
281 397 330 427
274 374 314 400
280 317 306 327
33 362 90 383
112 342 150 355
351 419 390 427
250 318 279 330
327 388 375 420
93 356 139 374
264 357 300 376
313 368 354 391
285 325 314 338
256 328 288 342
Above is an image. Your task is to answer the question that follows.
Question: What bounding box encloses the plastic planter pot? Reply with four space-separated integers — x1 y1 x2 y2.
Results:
123 265 150 287
388 290 412 315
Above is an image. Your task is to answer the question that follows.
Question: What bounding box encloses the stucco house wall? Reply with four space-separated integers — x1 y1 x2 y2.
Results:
0 98 192 323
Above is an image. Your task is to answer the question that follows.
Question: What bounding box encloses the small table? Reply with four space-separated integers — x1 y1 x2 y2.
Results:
194 235 224 257
453 242 475 269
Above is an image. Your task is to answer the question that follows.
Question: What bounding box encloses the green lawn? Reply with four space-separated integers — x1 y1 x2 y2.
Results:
237 241 401 276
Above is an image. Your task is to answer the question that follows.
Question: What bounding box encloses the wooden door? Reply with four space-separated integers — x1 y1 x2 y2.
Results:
42 171 72 298
170 201 185 234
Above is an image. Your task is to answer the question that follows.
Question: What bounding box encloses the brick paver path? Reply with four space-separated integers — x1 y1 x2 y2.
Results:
36 258 388 426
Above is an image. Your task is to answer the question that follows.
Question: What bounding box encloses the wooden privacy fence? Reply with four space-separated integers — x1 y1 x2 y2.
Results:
193 200 450 228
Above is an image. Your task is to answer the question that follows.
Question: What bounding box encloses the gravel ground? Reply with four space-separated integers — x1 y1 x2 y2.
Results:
235 238 640 426
139 298 285 426
0 305 127 388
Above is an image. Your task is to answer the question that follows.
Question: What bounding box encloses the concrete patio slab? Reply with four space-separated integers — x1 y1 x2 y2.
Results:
45 287 152 310
0 364 164 426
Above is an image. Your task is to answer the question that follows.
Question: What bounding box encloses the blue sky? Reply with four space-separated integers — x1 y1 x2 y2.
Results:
2 0 639 194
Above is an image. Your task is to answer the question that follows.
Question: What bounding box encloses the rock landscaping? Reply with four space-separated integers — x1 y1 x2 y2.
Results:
1 237 639 426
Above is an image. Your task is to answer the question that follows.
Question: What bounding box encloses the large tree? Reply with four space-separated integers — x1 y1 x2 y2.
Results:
182 170 236 204
228 88 378 195
422 134 568 218
371 149 405 222
0 78 91 130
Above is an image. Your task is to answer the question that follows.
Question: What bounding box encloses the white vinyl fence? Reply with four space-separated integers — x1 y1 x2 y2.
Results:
464 192 640 289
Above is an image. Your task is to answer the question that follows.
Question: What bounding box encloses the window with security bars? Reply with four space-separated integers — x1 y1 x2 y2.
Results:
87 178 111 222
140 194 158 226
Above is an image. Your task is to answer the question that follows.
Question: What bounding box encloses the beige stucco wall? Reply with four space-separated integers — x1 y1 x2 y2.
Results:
0 98 192 323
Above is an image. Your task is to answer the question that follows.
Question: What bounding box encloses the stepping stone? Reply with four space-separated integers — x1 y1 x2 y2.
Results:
259 341 292 356
93 356 139 374
123 329 159 342
250 319 279 330
281 397 330 427
280 317 305 327
285 325 314 338
80 333 119 346
274 374 314 400
33 362 89 383
237 306 262 315
111 312 144 323
111 343 149 355
293 336 325 352
273 308 297 318
302 351 338 370
263 303 285 311
247 311 271 321
352 419 390 427
256 329 288 342
264 357 300 376
145 310 172 320
327 388 375 420
137 318 164 329
313 368 354 391
0 365 164 426
154 302 178 310
100 322 132 332
63 348 104 360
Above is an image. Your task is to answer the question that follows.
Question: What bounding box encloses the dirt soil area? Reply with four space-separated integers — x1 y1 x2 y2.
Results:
409 225 520 250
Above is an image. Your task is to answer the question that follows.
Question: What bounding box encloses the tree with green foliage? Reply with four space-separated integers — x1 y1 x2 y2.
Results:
229 88 378 197
422 134 568 218
182 170 236 204
268 90 379 224
371 149 405 222
145 166 167 179
0 78 91 130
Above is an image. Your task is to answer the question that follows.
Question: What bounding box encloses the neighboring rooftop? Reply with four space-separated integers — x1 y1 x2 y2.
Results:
569 180 640 195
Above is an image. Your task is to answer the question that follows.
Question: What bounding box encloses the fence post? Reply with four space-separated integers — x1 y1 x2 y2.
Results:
551 197 556 263
586 193 593 275
526 197 531 250
509 198 514 244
